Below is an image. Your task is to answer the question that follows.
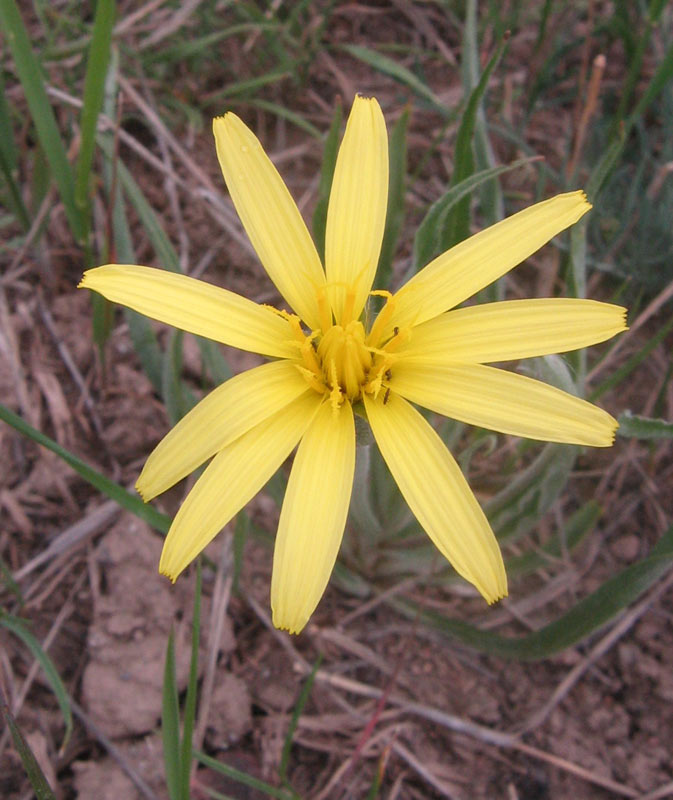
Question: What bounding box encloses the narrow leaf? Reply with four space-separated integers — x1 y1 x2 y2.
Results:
413 157 539 272
194 750 296 799
0 0 84 240
0 403 170 534
1 704 57 800
443 32 509 249
0 612 72 748
75 0 115 229
374 106 408 290
179 560 201 800
617 411 673 440
391 524 673 660
162 629 181 800
342 45 446 114
313 98 342 262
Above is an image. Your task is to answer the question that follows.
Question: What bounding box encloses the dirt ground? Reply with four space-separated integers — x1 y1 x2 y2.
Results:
1 2 673 799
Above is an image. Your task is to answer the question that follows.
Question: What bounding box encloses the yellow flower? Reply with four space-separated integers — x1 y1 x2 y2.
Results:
80 96 626 634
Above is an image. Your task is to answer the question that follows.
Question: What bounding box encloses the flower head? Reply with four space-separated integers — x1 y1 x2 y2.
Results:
80 96 626 633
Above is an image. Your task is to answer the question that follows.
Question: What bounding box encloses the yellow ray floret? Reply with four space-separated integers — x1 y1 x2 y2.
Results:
399 298 628 364
159 392 322 582
213 114 327 330
79 265 295 359
391 361 618 446
364 392 507 603
387 191 592 335
271 400 356 633
325 95 389 325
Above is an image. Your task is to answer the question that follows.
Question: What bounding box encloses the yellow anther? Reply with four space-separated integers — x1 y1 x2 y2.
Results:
328 360 343 409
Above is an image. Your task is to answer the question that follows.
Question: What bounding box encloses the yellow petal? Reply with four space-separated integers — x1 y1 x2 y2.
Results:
325 96 388 325
137 361 310 501
391 362 618 446
79 265 295 358
213 114 326 329
364 392 506 603
400 299 627 363
271 400 355 634
389 191 591 332
159 392 322 581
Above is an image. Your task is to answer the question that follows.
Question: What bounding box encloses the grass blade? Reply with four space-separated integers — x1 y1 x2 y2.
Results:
162 629 181 800
312 98 342 262
391 524 673 660
342 45 446 114
0 704 57 799
0 0 84 241
74 0 116 235
375 106 408 290
0 612 72 749
179 559 202 800
413 157 539 272
443 30 509 249
194 750 296 799
0 402 170 534
0 70 30 229
279 654 322 785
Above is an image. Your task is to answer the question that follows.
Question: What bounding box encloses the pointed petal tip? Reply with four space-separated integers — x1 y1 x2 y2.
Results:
272 608 305 635
486 585 509 605
594 412 619 447
135 478 151 503
212 112 237 133
158 565 178 584
619 306 629 331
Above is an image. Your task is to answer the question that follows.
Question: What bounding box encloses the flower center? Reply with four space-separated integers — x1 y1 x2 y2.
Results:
283 291 406 409
317 321 372 401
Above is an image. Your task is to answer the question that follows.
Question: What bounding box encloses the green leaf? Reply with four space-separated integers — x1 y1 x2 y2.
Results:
74 0 115 234
194 751 297 800
279 654 322 785
374 106 408 291
617 411 673 440
0 612 72 749
413 157 539 272
180 560 201 800
0 402 170 534
313 98 342 262
249 98 321 138
391 524 673 660
486 442 577 544
505 502 601 577
0 0 84 241
342 45 446 114
162 630 181 800
0 70 30 229
0 704 57 800
443 31 509 249
590 314 673 401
